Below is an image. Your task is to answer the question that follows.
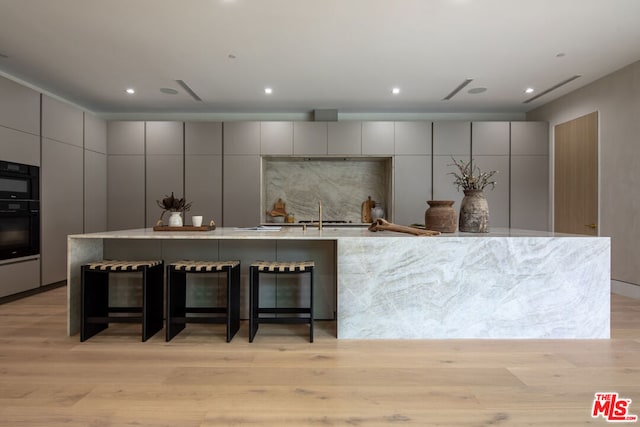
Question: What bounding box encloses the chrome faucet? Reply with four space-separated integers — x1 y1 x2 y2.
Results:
318 200 323 230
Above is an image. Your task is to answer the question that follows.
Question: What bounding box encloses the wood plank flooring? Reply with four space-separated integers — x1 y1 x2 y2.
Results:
1 287 639 426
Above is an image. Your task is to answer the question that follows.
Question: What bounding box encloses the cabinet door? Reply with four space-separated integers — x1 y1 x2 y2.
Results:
41 95 83 147
185 122 222 155
84 113 107 154
395 121 432 155
472 122 509 155
0 125 40 166
261 122 293 155
328 122 361 155
107 155 145 230
223 155 260 227
84 150 107 233
362 122 394 155
0 75 40 135
41 138 84 285
511 122 549 231
107 121 145 155
146 155 184 227
185 155 222 226
394 155 431 225
293 122 327 155
0 258 40 297
224 122 260 155
146 121 183 155
433 121 470 156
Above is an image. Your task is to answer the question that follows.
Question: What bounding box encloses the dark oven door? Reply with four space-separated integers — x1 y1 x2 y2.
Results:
0 200 40 260
0 161 39 200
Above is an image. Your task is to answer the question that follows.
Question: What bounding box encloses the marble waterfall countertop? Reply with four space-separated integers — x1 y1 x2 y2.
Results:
68 227 611 339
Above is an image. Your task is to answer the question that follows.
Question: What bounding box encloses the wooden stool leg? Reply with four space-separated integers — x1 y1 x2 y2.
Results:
166 266 187 341
309 268 314 343
81 267 109 342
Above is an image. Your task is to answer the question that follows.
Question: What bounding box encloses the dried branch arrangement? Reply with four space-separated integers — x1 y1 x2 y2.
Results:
449 157 497 191
156 192 192 224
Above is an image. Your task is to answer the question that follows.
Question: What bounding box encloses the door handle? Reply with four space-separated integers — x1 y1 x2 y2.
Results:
585 223 597 229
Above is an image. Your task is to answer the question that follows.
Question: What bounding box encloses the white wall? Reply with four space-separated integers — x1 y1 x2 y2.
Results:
527 59 640 287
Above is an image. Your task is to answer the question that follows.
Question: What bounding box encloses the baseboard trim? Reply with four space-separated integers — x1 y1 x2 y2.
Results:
0 281 66 305
612 279 640 300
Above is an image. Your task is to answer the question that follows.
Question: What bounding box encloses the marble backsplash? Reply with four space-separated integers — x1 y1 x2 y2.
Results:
262 157 391 223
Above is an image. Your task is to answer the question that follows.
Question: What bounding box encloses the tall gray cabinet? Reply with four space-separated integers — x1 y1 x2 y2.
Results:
41 95 84 285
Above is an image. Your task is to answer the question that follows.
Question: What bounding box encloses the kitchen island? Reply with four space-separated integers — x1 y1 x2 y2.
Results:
67 227 610 339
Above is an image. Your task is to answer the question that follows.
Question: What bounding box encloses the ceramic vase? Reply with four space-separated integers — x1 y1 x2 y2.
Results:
458 190 489 233
425 200 457 232
168 211 183 227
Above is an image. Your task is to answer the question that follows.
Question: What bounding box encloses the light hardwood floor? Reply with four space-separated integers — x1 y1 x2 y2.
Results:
1 287 639 426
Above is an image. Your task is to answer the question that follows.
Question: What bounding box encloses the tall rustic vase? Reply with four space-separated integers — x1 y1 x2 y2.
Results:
458 190 489 233
425 200 457 232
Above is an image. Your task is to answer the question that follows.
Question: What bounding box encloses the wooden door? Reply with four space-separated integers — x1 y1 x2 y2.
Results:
554 111 598 235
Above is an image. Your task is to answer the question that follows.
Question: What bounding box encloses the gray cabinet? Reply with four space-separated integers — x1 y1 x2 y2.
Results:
0 75 40 135
293 122 327 155
41 138 83 285
394 121 432 155
362 122 394 155
511 122 549 230
0 258 40 298
41 95 83 147
432 121 471 210
0 125 40 166
185 122 222 225
224 122 260 155
223 155 260 227
472 122 510 228
146 122 184 227
107 121 145 230
261 122 293 155
394 155 431 225
84 114 107 233
328 122 361 155
223 122 261 227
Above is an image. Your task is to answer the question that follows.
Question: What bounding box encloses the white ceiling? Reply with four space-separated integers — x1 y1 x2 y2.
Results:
1 0 639 117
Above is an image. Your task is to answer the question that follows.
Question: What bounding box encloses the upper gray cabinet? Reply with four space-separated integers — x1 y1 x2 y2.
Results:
433 121 471 155
84 113 107 154
293 122 327 155
394 121 432 155
224 122 260 155
362 122 394 155
146 121 183 155
185 122 222 155
328 122 362 155
0 75 40 135
472 122 509 155
107 121 145 155
0 125 40 166
261 122 293 155
511 121 548 155
41 95 83 147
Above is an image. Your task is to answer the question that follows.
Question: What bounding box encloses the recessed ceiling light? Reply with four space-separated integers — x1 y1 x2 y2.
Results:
125 88 135 94
264 87 273 95
392 87 400 95
468 87 487 94
525 87 535 94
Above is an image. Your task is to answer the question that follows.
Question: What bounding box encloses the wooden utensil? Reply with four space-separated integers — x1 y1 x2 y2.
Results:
368 218 440 236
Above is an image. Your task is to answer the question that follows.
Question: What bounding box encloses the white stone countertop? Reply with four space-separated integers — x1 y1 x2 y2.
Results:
69 226 599 240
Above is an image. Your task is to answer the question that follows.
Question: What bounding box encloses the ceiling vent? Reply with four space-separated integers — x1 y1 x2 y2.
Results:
175 80 203 101
442 78 474 100
313 109 338 121
524 75 581 103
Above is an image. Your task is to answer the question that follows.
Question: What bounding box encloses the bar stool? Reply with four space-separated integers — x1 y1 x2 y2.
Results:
81 260 164 342
249 260 314 343
166 260 241 342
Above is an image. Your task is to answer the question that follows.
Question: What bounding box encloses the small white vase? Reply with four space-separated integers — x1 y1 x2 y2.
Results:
168 211 183 227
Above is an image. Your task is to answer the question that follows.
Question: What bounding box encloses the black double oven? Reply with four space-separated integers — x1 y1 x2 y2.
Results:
0 160 40 261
